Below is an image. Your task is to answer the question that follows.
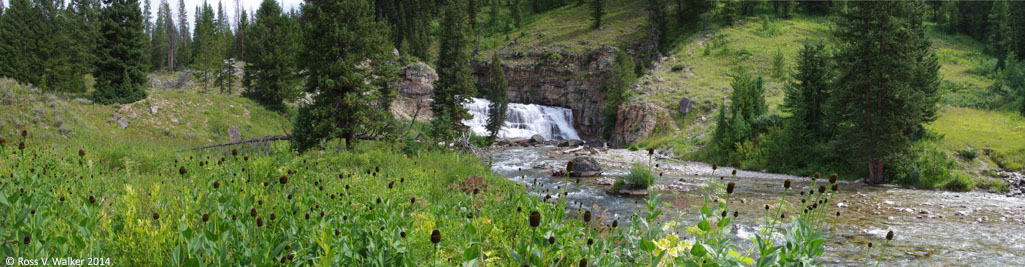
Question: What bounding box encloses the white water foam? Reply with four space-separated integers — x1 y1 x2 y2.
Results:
463 97 581 140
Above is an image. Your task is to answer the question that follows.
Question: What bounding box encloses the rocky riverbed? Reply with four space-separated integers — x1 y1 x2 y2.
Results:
485 145 1025 266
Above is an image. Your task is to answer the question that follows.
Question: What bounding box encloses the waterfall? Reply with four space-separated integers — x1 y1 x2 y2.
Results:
463 97 581 140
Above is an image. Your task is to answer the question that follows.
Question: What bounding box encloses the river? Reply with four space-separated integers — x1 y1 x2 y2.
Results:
485 146 1025 266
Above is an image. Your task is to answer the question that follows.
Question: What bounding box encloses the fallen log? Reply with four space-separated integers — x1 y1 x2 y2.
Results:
562 146 585 154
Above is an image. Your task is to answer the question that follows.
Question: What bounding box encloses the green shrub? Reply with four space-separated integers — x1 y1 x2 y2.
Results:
942 172 974 191
627 143 639 151
955 148 978 161
671 64 686 72
624 163 656 189
469 134 492 148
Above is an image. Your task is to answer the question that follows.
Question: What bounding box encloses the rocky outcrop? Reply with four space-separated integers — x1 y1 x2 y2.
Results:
610 103 677 147
472 45 620 139
568 156 602 177
391 62 437 121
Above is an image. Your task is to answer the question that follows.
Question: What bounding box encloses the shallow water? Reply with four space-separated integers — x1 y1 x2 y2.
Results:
486 146 1025 266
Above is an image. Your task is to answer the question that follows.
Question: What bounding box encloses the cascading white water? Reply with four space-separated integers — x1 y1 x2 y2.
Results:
463 97 581 140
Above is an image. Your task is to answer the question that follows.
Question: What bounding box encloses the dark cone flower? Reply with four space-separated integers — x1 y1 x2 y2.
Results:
548 236 556 245
0 136 6 145
232 149 238 156
79 149 85 157
712 164 718 171
732 169 737 176
213 181 220 189
830 173 838 184
886 231 894 240
580 258 588 267
256 217 264 227
19 141 25 150
21 130 27 137
89 196 96 204
813 172 821 179
764 204 769 210
529 211 541 227
430 229 442 244
280 175 288 184
784 179 792 189
152 212 160 220
60 196 65 202
648 148 654 155
587 238 594 245
24 235 31 245
583 210 591 222
818 185 826 194
733 211 739 218
202 214 209 222
868 242 873 248
250 208 258 217
179 166 187 175
726 182 735 194
612 220 618 228
400 231 406 238
721 210 727 217
411 197 416 204
832 184 839 192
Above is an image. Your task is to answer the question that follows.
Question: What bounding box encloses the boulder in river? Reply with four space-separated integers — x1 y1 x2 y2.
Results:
568 156 602 177
558 139 584 147
530 134 545 144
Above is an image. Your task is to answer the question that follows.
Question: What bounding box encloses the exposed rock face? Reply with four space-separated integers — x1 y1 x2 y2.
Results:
391 62 437 121
393 62 437 100
472 45 620 139
569 156 602 177
610 102 677 147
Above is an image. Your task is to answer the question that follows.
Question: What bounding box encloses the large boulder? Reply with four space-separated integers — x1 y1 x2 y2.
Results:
678 97 692 115
558 139 584 147
530 134 545 144
568 156 602 177
610 103 677 147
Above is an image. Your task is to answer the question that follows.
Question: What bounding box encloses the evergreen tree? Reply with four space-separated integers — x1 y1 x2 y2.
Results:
775 41 833 170
432 0 475 140
646 0 668 57
176 0 190 68
93 0 148 104
602 49 635 139
485 53 509 141
193 2 222 90
510 0 521 29
243 0 300 112
831 1 940 184
0 0 91 92
722 0 738 26
1011 1 1025 61
292 0 397 152
234 9 247 59
590 0 603 29
987 0 1011 68
938 0 958 34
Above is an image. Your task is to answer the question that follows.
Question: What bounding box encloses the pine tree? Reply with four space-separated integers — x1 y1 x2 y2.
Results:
292 0 397 152
176 0 190 68
150 1 169 71
93 0 148 104
432 0 475 140
242 0 299 112
590 0 604 29
832 1 940 184
235 9 247 59
987 0 1012 68
646 0 668 57
775 41 833 169
510 0 521 29
485 53 509 141
1011 1 1025 61
0 0 91 92
938 0 958 34
193 2 222 90
602 49 635 139
722 0 739 26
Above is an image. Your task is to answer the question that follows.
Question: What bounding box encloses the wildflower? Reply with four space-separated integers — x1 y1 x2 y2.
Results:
818 185 826 194
712 164 718 171
60 196 65 202
78 149 85 157
343 215 348 221
202 214 209 222
732 169 737 176
250 208 258 217
232 215 237 221
813 172 821 179
30 209 35 215
335 229 340 236
285 244 291 250
411 197 416 204
726 182 735 194
721 210 727 217
648 148 654 155
18 141 25 150
21 130 27 137
430 229 442 244
733 211 739 218
89 195 96 204
286 253 294 261
152 212 160 220
548 236 556 245
179 166 187 175
612 220 618 228
305 213 310 220
836 211 841 217
868 242 873 248
401 231 406 238
529 211 541 227
376 197 381 204
270 213 276 220
280 175 288 184
764 204 769 210
832 184 839 192
388 181 394 189
583 210 592 222
587 238 594 245
24 235 30 245
784 179 791 189
232 149 238 156
580 258 588 267
256 217 263 227
517 206 521 212
886 231 894 240
0 136 5 145
830 173 838 184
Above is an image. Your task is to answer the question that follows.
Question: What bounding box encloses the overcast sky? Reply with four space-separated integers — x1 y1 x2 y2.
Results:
147 0 303 29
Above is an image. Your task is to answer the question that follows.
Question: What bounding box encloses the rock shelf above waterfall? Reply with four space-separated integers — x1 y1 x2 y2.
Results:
463 97 581 140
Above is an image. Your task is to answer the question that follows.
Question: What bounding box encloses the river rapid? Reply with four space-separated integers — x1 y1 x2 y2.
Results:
484 146 1025 266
